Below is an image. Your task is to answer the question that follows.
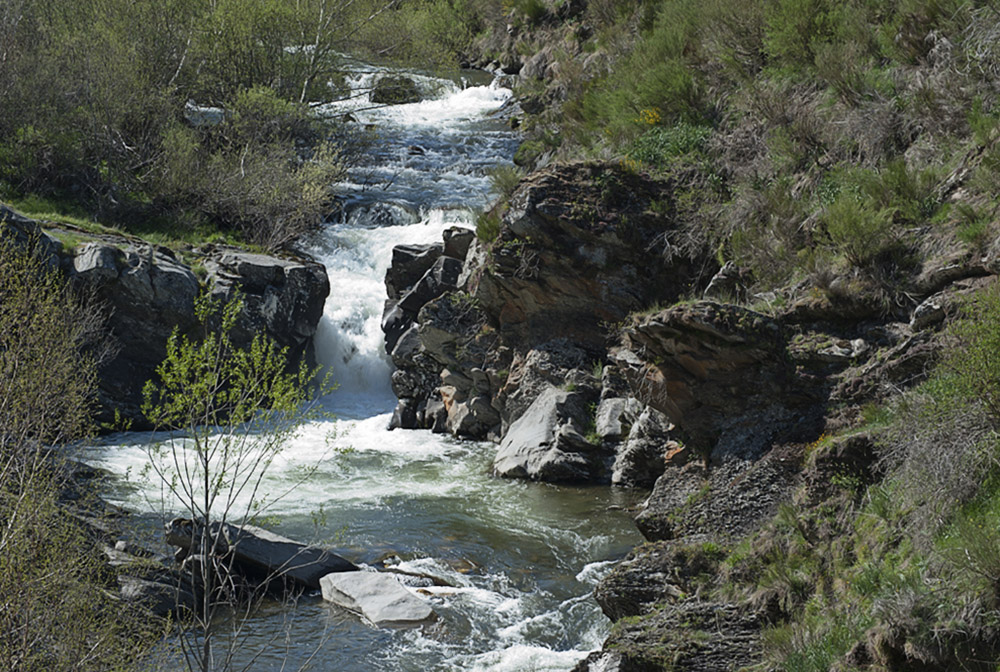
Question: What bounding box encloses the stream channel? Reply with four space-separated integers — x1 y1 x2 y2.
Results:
81 63 644 671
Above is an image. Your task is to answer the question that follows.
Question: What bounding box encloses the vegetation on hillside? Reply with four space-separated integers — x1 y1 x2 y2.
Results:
713 286 1000 671
0 226 160 670
495 0 1000 668
512 0 1000 309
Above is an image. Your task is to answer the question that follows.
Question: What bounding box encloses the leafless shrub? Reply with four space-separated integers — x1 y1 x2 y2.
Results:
879 393 995 544
961 6 1000 83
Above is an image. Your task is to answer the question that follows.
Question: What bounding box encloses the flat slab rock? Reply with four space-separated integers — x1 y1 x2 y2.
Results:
320 571 435 626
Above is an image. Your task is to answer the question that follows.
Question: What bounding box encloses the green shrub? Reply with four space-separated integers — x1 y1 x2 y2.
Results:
515 0 548 25
930 285 1000 426
476 210 502 243
822 194 895 268
954 202 993 250
488 164 524 200
0 224 159 669
575 1 705 143
627 121 711 169
514 139 547 168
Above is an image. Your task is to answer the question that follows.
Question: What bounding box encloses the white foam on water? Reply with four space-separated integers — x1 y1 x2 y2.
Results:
576 560 619 586
309 208 472 407
320 69 511 129
467 645 594 672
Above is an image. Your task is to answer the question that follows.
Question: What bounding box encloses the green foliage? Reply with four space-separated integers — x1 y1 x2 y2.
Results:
928 285 1000 426
514 0 547 25
348 0 500 67
142 290 328 670
489 164 525 200
153 87 344 250
0 225 101 451
0 0 489 246
142 291 319 454
627 121 711 170
954 202 993 251
821 193 895 268
476 210 502 243
573 1 704 145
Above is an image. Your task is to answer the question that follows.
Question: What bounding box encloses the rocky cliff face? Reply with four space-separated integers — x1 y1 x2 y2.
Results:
1 206 330 427
573 282 988 672
382 162 709 483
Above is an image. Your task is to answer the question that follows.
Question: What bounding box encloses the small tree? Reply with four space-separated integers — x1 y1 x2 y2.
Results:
141 290 324 672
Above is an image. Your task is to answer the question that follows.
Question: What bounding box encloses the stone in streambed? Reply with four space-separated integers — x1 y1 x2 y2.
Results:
165 519 357 589
370 76 422 105
320 571 436 626
397 256 462 314
493 385 607 483
385 243 443 301
442 226 474 260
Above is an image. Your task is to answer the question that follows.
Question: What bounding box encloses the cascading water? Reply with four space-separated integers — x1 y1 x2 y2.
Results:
82 65 643 671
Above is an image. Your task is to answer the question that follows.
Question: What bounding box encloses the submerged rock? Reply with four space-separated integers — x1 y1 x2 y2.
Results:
118 574 197 618
370 76 422 105
165 518 357 590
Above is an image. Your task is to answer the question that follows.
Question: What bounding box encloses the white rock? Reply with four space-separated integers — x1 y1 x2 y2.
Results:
320 571 435 626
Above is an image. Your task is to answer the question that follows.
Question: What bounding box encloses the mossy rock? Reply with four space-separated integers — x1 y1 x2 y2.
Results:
370 76 422 105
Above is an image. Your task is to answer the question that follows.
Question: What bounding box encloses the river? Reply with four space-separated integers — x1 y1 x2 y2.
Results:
81 64 643 672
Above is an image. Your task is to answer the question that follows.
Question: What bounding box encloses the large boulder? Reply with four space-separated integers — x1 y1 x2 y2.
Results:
0 205 61 267
165 518 357 590
470 162 705 351
204 249 329 358
493 339 595 432
65 235 330 426
615 301 825 462
611 406 673 488
320 571 435 626
370 76 422 105
118 575 197 618
72 242 200 422
492 385 607 482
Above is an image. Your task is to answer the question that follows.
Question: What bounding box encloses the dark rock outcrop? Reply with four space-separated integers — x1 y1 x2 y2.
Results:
594 540 723 622
1 206 330 426
471 162 699 351
616 302 825 462
574 601 761 672
610 406 674 488
165 518 357 591
71 240 328 426
380 227 492 432
381 163 710 478
370 76 422 105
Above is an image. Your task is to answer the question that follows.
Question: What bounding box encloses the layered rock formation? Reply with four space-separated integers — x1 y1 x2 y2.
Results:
375 158 1000 669
381 162 708 483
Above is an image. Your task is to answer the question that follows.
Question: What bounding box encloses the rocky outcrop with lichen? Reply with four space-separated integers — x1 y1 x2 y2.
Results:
1 205 330 427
